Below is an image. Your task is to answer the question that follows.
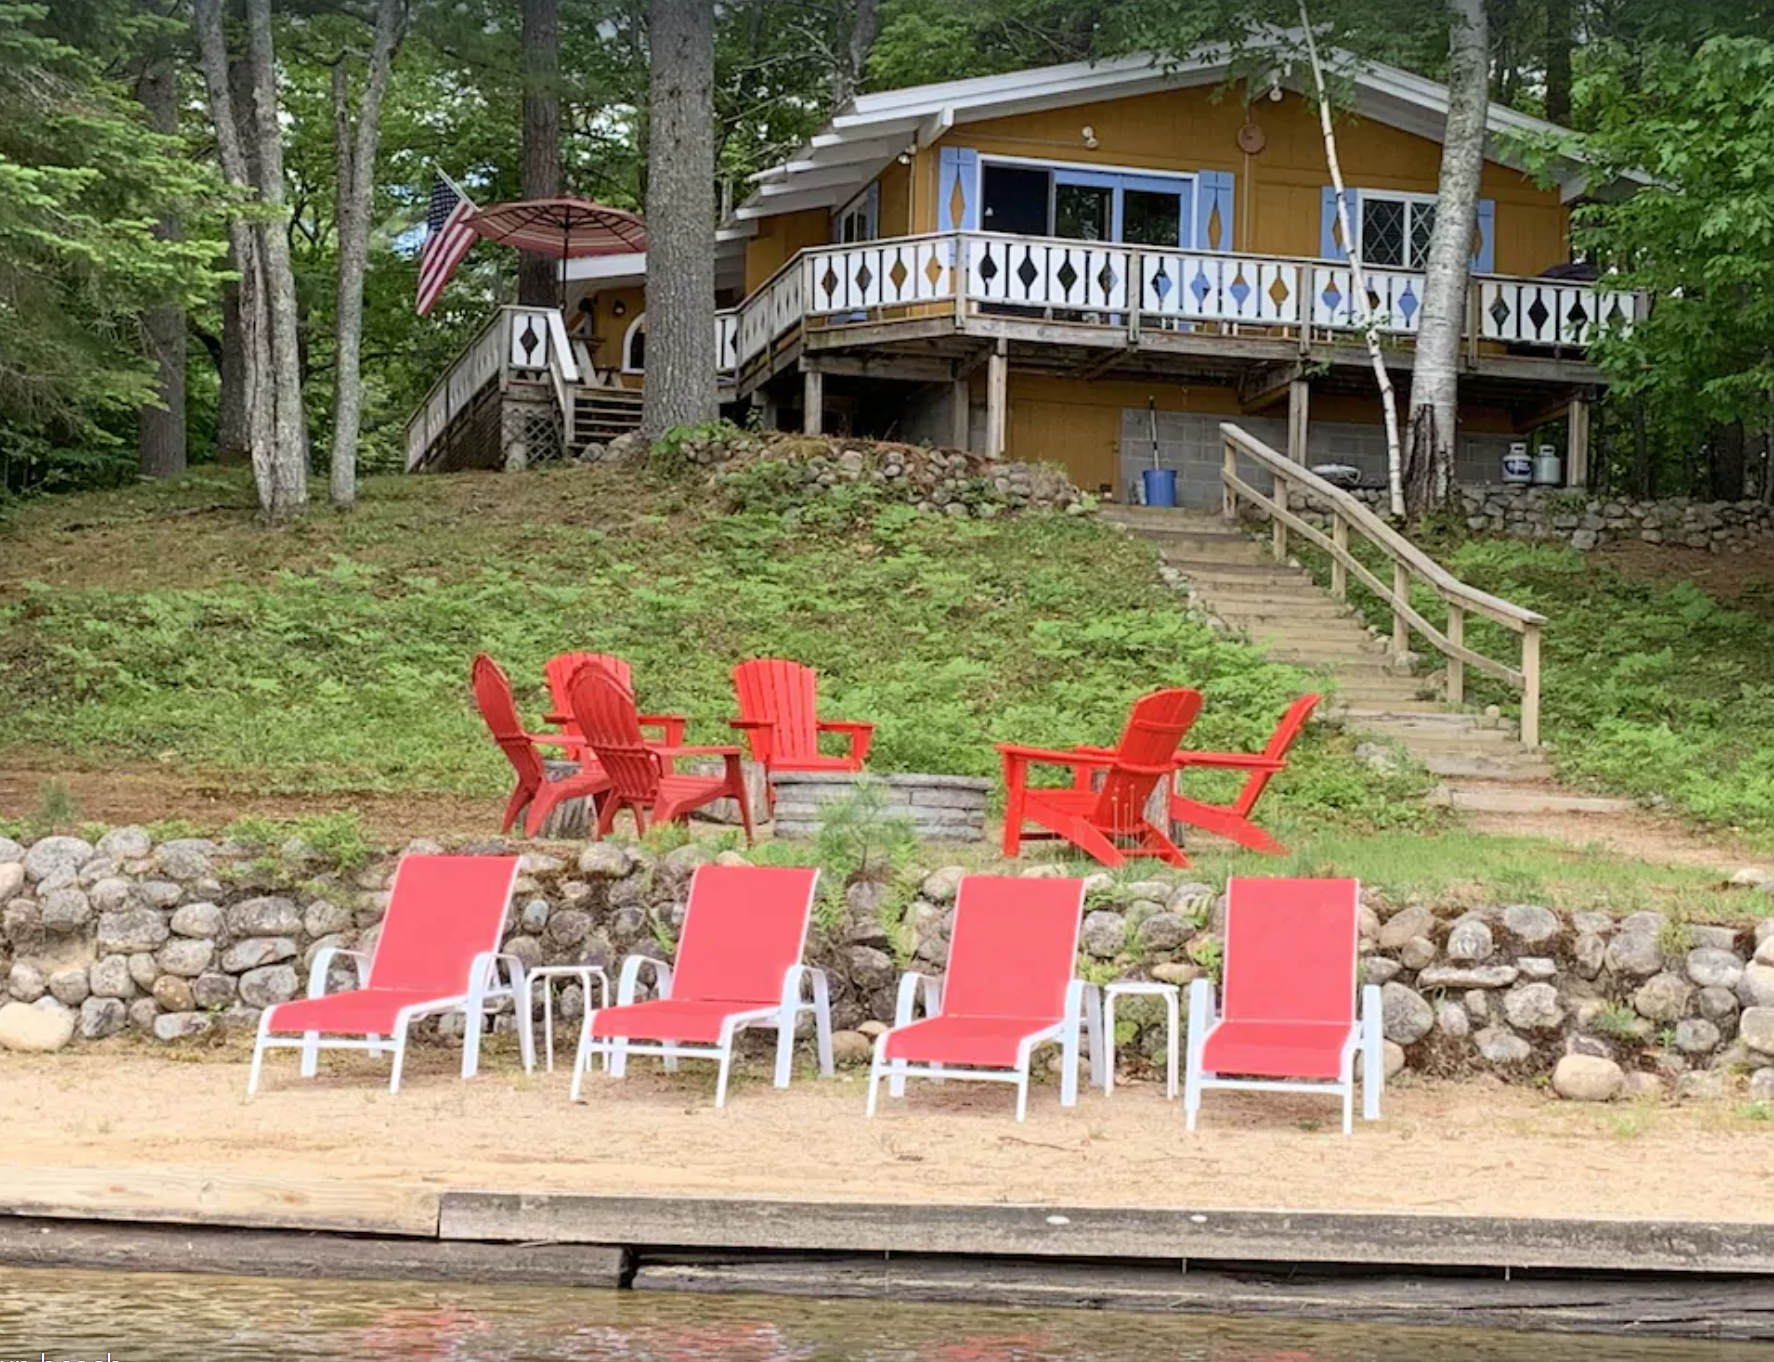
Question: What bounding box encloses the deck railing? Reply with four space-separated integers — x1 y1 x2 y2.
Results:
1218 422 1547 747
732 229 1640 380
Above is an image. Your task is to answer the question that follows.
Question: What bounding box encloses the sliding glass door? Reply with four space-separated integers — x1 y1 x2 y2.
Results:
980 161 1193 249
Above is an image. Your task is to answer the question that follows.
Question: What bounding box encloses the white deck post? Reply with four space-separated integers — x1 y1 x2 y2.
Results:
802 366 824 435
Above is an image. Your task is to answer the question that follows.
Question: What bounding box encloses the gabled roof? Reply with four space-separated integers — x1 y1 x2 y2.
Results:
732 41 1609 231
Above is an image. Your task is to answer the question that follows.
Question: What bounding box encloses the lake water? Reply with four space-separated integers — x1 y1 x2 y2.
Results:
2 1268 1770 1362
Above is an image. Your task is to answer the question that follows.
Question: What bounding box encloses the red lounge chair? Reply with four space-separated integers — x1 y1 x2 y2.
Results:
1183 877 1382 1134
998 688 1203 868
730 658 874 807
544 651 688 748
472 653 612 837
1170 694 1320 855
247 855 532 1094
569 661 755 842
570 864 829 1107
866 875 1100 1122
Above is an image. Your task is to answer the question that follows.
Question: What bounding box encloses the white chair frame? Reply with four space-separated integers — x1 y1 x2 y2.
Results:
569 953 834 1108
247 944 534 1095
1183 976 1384 1135
865 971 1105 1123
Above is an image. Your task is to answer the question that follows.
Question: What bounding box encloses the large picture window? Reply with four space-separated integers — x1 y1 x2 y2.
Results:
980 158 1194 249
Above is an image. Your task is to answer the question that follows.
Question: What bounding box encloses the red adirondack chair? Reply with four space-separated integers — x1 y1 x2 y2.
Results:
247 855 532 1094
1183 876 1382 1134
571 864 827 1107
866 875 1099 1122
472 654 612 837
1170 694 1320 855
998 688 1203 868
730 659 873 807
568 660 754 842
543 651 687 748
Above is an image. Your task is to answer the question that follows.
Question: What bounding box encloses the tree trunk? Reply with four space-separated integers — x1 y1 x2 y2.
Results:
1713 420 1747 501
217 277 250 463
243 0 310 517
831 0 879 108
1403 0 1488 517
135 43 187 479
1302 5 1404 516
329 0 408 509
1544 0 1573 125
519 0 561 306
641 0 718 442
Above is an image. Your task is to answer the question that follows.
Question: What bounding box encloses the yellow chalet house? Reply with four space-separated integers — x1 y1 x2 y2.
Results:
408 45 1638 504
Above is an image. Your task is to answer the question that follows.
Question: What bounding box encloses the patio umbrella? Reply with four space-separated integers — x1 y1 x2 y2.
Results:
466 196 647 305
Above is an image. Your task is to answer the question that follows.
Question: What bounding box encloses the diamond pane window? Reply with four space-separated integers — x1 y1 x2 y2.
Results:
1361 197 1406 267
1408 202 1437 268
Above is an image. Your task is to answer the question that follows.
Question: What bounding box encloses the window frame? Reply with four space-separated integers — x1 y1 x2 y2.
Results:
977 153 1196 248
1355 188 1440 270
832 182 880 245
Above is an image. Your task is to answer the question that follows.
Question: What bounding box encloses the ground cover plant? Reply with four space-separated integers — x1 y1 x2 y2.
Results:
0 462 1427 834
1290 528 1774 840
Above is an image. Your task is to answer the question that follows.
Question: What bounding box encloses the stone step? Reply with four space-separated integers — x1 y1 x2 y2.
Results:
1254 641 1390 665
1364 722 1510 747
1340 706 1494 727
1161 556 1311 579
1211 604 1358 626
1429 785 1639 816
1420 753 1558 781
1101 507 1227 529
1326 700 1451 718
1243 621 1381 644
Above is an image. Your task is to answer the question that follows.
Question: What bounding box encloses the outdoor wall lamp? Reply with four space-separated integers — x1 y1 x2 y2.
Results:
1081 125 1099 149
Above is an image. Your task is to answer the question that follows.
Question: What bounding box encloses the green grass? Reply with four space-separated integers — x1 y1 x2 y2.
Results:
1293 529 1774 841
0 462 1428 834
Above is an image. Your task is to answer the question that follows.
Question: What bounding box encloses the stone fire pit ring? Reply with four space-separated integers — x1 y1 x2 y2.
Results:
770 771 992 843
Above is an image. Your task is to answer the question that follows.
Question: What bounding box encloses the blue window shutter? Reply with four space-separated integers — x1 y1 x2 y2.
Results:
1195 170 1234 251
1321 186 1358 260
1470 198 1496 273
938 147 980 231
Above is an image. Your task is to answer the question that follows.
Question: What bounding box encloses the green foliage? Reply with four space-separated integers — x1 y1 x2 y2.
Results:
222 810 373 872
0 464 1417 840
812 777 920 887
0 1 228 494
1591 1004 1643 1041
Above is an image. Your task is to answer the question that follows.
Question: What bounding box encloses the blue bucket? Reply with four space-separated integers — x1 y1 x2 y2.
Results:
1142 467 1178 508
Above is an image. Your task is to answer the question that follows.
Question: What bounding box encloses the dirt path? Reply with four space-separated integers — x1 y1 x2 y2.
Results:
4 1049 1771 1224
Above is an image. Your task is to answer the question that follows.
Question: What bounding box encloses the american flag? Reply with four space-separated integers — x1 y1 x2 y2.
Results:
417 170 476 316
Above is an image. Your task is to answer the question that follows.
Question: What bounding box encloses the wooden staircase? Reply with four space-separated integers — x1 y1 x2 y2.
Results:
1102 503 1631 817
571 386 644 454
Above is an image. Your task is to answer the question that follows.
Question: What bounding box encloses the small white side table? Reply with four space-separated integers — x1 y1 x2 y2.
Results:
1102 981 1180 1100
525 965 610 1072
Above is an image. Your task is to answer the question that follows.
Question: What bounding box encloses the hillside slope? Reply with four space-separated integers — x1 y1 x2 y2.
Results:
0 459 1421 834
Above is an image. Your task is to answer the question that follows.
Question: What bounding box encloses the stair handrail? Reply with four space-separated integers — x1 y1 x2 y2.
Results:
541 307 580 454
1218 421 1546 747
403 308 508 471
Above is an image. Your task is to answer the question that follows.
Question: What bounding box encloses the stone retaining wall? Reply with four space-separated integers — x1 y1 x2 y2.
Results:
770 773 991 843
1292 484 1774 553
5 828 1774 1103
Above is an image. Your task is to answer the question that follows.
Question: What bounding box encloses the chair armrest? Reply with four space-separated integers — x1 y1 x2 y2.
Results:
994 742 1116 769
729 718 775 730
616 955 673 1006
638 713 689 745
817 720 875 734
527 731 585 750
305 946 370 999
651 744 743 759
1174 752 1288 772
892 971 942 1028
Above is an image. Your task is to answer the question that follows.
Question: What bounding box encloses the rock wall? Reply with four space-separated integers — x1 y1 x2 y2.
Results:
5 828 1774 1103
1295 485 1774 554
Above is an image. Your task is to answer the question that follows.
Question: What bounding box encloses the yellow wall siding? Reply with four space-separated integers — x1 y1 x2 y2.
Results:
876 160 912 237
908 87 1568 273
744 207 833 292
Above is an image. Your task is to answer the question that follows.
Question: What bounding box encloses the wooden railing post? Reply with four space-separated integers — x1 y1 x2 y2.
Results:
1392 561 1411 658
1271 467 1288 560
1520 624 1542 749
1330 514 1348 599
1445 603 1465 706
1222 441 1236 521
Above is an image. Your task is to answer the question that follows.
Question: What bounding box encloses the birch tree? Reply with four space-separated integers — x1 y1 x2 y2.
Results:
1402 0 1488 514
1300 7 1404 516
329 0 409 509
641 0 718 441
